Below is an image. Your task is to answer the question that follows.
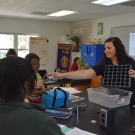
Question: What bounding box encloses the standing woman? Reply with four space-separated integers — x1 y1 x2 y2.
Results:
70 57 80 71
49 37 135 106
0 57 64 135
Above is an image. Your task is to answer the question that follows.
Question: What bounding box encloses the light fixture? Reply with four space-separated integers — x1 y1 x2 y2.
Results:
47 10 77 17
91 0 130 6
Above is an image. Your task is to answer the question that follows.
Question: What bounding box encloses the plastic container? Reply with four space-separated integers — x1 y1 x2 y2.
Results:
87 87 132 108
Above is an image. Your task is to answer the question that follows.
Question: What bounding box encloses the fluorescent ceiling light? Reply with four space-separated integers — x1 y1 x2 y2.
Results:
47 10 77 17
91 0 130 6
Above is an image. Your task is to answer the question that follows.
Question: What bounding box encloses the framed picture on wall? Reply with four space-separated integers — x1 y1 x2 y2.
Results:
98 22 103 35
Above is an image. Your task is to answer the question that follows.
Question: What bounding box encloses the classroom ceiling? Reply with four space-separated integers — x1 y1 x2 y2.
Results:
0 0 135 22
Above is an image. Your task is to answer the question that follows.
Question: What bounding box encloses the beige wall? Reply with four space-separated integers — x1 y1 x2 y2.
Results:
0 17 70 72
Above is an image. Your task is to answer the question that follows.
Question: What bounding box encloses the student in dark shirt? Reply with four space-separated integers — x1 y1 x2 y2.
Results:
49 37 135 106
0 57 64 135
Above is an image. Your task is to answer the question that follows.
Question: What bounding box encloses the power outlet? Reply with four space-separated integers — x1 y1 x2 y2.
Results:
100 108 115 131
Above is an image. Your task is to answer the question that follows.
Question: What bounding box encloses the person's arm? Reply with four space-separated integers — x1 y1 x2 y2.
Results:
24 98 29 103
128 58 135 78
35 80 44 88
32 87 51 96
49 68 97 80
129 69 135 78
131 126 135 133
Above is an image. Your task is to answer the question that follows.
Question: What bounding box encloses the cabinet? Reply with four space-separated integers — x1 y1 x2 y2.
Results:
81 44 104 68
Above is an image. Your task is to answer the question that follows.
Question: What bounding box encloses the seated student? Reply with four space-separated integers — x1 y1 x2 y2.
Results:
6 48 17 57
70 57 80 71
25 53 51 96
6 48 29 102
0 57 64 135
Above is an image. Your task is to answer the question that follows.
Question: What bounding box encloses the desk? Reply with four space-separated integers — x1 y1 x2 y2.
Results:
44 79 90 88
56 92 135 135
44 79 73 87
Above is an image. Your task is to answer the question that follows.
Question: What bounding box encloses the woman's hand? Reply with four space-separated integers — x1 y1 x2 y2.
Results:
48 72 63 80
129 69 135 78
131 126 135 133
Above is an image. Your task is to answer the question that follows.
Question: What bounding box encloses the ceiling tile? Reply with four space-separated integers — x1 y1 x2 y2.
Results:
0 0 135 22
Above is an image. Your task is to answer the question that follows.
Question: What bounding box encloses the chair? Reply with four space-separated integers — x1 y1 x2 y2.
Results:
38 70 47 79
89 75 102 88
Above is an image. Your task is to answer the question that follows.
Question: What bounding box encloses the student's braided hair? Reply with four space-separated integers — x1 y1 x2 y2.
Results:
0 57 36 102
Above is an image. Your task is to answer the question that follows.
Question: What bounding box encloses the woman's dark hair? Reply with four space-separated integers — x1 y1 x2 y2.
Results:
102 37 129 64
73 57 80 63
25 53 40 62
6 48 17 57
0 57 36 102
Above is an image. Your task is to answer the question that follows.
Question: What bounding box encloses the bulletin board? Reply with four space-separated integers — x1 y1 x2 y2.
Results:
70 23 92 52
29 37 47 64
70 23 92 43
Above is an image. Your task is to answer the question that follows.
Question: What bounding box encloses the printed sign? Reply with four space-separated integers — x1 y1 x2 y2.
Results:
57 44 72 73
29 37 47 64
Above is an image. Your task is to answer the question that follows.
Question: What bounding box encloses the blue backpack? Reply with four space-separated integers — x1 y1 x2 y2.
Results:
41 87 70 108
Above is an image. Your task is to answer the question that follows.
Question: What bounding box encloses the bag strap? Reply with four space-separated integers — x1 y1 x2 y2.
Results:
42 92 48 95
52 87 68 107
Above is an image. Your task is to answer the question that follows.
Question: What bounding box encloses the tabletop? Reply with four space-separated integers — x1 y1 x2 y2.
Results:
55 92 135 135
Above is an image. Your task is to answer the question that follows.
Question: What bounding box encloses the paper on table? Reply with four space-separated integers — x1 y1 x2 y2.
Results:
58 124 66 129
58 124 72 133
53 87 81 94
65 127 97 135
70 95 85 102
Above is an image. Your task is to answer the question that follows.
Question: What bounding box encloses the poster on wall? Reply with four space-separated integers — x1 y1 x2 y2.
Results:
57 44 72 73
70 23 92 52
98 22 103 35
29 37 47 64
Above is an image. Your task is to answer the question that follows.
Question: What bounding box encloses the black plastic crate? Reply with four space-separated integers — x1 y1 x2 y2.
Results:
102 65 131 88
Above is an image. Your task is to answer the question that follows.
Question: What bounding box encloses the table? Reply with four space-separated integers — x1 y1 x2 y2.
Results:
44 79 90 88
44 79 73 87
55 92 135 135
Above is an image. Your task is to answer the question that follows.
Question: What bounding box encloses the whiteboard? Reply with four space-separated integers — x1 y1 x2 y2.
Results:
29 37 47 64
111 26 135 60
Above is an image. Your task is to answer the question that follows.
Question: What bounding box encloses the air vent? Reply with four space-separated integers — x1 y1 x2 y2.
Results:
29 11 50 15
119 0 135 7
